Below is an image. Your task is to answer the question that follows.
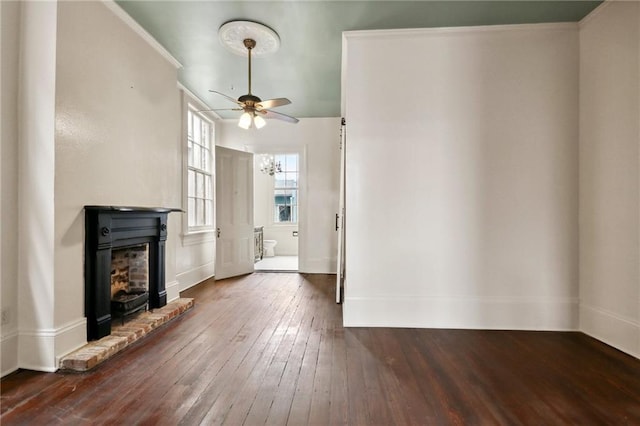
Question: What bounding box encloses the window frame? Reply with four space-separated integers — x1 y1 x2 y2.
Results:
271 153 299 225
181 89 218 242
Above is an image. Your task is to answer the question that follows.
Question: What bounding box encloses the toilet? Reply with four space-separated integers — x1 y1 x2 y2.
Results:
263 240 278 257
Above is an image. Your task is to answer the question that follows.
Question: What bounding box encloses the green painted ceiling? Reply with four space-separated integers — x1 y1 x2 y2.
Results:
116 1 601 119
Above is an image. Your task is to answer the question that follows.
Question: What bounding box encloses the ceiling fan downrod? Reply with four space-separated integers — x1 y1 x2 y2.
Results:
244 38 255 96
237 38 261 108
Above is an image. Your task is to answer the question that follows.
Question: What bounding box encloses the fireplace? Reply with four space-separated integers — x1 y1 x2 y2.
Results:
110 245 149 322
84 206 178 340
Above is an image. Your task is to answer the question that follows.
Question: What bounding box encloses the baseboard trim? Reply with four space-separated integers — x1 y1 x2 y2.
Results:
166 280 180 302
1 330 19 377
344 296 579 330
580 304 639 359
18 328 57 372
17 318 88 372
0 329 19 342
53 318 88 368
176 262 215 293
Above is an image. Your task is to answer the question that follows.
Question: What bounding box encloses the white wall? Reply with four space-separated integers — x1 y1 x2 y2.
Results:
175 229 216 291
218 118 341 273
343 24 579 329
1 0 21 376
579 1 639 359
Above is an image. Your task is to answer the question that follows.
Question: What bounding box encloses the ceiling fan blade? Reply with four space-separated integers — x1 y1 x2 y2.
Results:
208 90 242 106
256 98 291 110
259 109 299 124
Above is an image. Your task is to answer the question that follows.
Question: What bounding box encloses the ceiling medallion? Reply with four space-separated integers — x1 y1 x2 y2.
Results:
218 20 280 57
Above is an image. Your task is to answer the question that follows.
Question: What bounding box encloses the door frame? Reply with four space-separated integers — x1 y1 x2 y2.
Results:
246 144 306 270
336 118 346 303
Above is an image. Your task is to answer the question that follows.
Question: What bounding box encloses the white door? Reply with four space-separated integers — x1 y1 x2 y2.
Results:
215 146 254 280
335 119 346 303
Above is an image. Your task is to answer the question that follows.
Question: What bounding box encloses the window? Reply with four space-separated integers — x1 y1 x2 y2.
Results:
186 106 213 231
273 154 298 224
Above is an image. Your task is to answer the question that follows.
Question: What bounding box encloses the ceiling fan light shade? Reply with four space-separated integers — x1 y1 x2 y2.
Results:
254 115 266 129
238 111 252 129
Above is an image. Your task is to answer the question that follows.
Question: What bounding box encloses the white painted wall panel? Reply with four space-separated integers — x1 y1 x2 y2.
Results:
16 0 58 372
176 240 215 292
1 0 21 376
343 24 579 329
579 1 640 358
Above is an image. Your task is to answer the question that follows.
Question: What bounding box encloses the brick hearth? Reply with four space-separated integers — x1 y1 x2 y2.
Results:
60 298 194 372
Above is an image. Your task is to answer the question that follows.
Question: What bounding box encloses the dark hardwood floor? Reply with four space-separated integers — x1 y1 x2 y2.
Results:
2 273 639 425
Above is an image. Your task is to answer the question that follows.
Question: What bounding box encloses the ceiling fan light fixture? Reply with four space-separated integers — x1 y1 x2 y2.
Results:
210 19 298 129
238 111 252 129
254 114 266 129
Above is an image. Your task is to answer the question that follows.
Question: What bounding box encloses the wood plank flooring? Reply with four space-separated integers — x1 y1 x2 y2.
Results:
2 272 640 425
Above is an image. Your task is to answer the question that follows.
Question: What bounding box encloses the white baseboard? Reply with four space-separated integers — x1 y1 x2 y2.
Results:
18 329 57 372
166 280 180 302
1 330 19 377
54 318 87 367
343 295 579 330
176 262 215 292
580 304 639 359
18 317 88 372
299 257 336 274
9 318 87 375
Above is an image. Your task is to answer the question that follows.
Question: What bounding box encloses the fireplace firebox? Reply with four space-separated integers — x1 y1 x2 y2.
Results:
84 206 179 340
110 244 149 324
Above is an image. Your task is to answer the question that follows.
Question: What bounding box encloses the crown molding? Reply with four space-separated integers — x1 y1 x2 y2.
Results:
102 1 182 69
579 0 615 28
343 21 578 40
178 82 221 120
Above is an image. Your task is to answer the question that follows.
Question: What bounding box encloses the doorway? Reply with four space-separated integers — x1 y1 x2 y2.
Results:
253 152 299 272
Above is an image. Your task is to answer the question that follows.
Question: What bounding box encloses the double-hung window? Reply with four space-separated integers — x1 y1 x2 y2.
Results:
186 106 214 231
273 154 298 224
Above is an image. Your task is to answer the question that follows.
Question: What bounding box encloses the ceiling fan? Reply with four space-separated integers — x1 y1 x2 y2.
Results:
209 38 299 129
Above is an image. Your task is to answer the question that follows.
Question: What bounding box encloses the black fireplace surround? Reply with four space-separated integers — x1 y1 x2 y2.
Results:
84 206 179 340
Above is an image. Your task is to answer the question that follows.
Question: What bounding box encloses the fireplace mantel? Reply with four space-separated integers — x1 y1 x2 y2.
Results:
85 206 180 213
84 206 180 340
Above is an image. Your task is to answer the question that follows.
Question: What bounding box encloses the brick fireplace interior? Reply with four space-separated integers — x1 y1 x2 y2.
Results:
110 244 150 323
111 245 148 295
